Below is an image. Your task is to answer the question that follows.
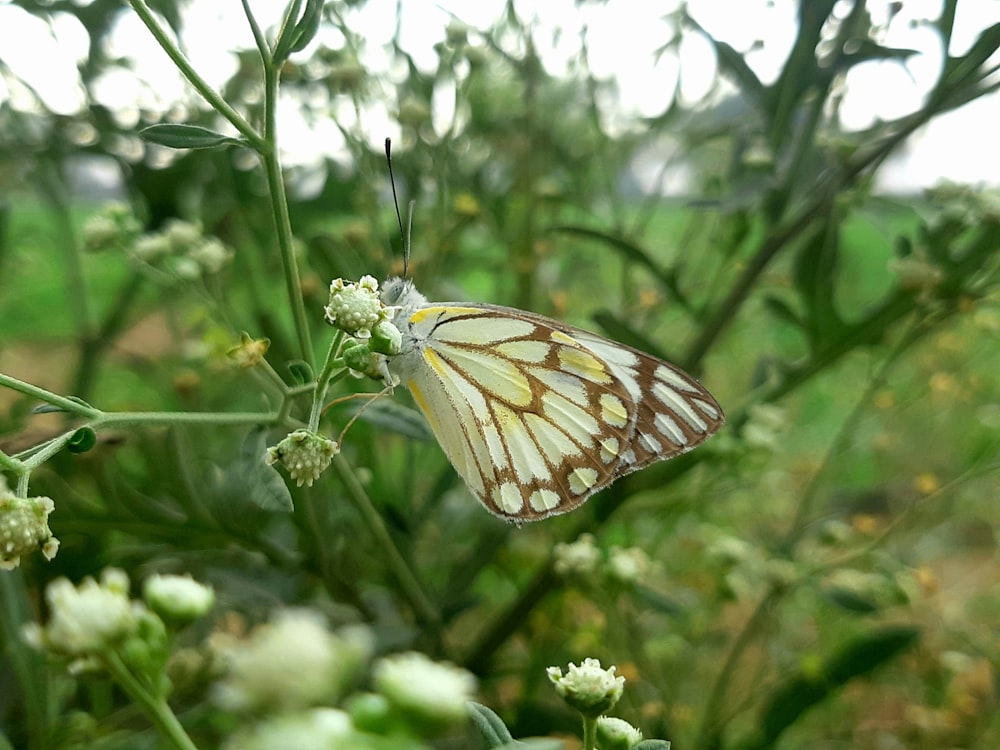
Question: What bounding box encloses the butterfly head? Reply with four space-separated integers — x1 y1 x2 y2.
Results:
381 277 427 323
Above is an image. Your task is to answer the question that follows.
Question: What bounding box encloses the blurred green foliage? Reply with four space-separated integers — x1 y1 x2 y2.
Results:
2 1 1000 749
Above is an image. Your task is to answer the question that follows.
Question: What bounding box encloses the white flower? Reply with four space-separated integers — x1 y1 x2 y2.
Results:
324 276 387 338
188 237 233 274
596 716 643 750
221 708 355 750
28 568 135 655
553 533 600 576
547 658 624 717
606 546 650 583
373 651 476 733
213 610 371 713
143 574 215 623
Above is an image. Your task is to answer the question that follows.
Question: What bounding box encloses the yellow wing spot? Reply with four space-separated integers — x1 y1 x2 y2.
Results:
550 330 577 346
529 488 561 513
410 305 481 325
599 393 629 428
494 483 524 514
557 347 613 384
568 467 599 495
600 437 620 463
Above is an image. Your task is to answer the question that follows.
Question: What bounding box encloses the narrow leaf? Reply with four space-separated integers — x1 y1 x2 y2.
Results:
289 0 324 53
139 124 244 150
467 702 515 747
749 626 919 748
355 399 433 442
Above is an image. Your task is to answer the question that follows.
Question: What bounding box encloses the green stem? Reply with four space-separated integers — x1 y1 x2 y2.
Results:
330 454 441 631
0 373 99 418
94 411 280 429
261 60 314 368
102 652 199 750
582 715 598 750
308 332 345 431
126 0 262 148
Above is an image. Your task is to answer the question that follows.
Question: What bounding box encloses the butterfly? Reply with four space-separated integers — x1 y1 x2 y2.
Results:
379 277 725 522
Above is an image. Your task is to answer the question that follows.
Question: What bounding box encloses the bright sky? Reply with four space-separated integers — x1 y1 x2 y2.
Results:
1 0 998 190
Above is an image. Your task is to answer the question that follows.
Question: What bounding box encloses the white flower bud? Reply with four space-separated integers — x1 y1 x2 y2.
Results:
143 574 215 624
373 651 476 735
0 493 59 570
221 708 354 750
596 716 644 750
606 546 650 583
213 610 371 713
265 429 338 487
553 533 600 576
325 276 387 338
546 658 624 718
28 569 136 656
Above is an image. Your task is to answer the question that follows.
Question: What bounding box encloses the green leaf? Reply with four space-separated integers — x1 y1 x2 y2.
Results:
289 0 324 53
635 741 672 750
550 224 671 289
66 427 97 454
139 124 245 150
821 586 880 614
209 430 294 513
273 0 324 62
355 399 433 442
745 626 919 749
287 360 315 384
467 702 515 748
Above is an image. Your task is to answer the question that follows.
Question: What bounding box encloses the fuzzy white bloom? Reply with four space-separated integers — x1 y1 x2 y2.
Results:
213 610 371 713
265 429 338 487
0 493 59 570
325 276 387 338
188 237 233 274
553 533 601 576
220 708 355 750
143 574 215 623
606 546 651 583
547 658 624 717
131 233 172 263
26 568 135 655
373 651 476 733
596 716 644 750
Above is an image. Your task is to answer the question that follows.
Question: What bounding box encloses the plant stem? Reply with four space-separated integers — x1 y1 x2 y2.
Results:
330 454 441 631
260 60 314 369
102 652 199 750
308 332 345 431
582 715 597 750
94 411 281 429
126 0 262 148
0 373 99 418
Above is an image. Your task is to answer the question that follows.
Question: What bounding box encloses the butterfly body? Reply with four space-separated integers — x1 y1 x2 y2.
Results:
380 277 724 522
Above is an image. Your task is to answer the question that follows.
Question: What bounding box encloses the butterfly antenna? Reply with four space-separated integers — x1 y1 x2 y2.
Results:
384 137 410 276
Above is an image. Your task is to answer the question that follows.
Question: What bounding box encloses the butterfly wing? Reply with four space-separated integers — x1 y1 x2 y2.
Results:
386 299 724 522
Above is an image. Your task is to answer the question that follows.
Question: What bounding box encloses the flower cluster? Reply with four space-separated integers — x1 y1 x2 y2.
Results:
0 484 59 570
212 610 477 747
82 203 143 253
264 429 339 487
325 276 402 362
130 219 234 280
553 533 653 585
547 658 625 718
